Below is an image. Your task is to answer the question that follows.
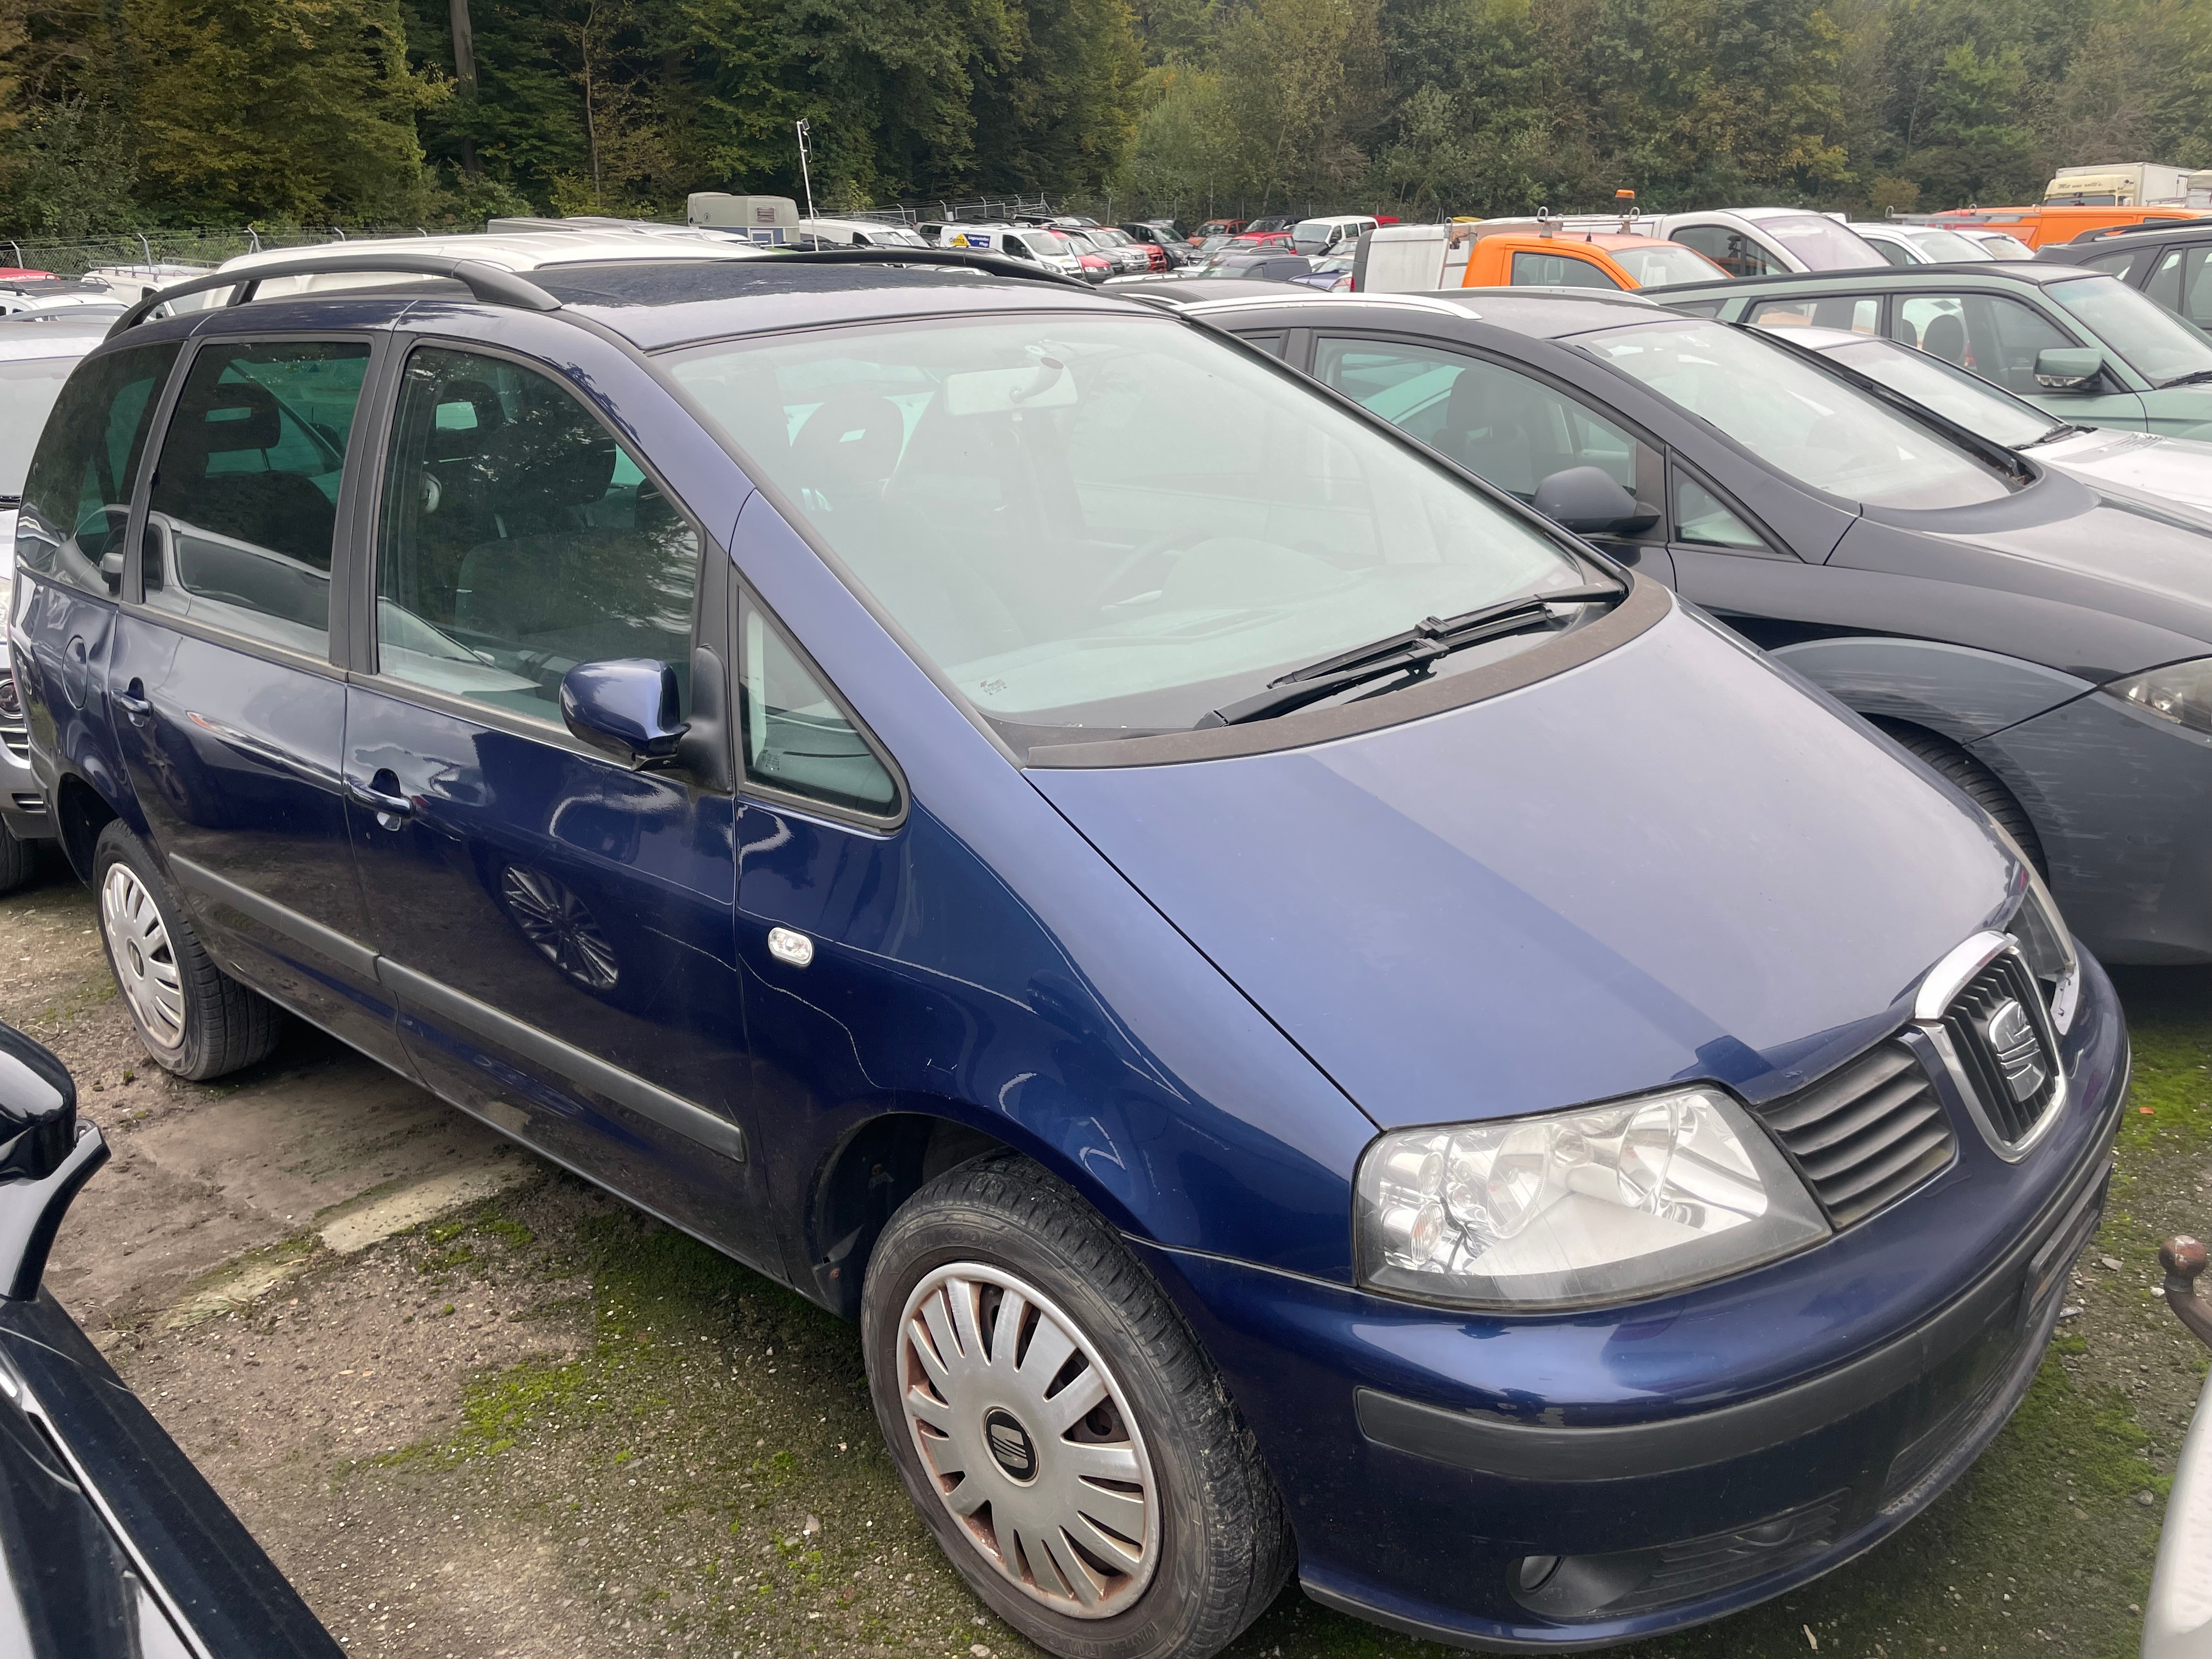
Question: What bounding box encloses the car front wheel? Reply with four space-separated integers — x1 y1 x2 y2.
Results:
862 1154 1290 1659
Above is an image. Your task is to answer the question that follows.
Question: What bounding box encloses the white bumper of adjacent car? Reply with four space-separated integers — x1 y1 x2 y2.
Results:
2146 1370 2212 1659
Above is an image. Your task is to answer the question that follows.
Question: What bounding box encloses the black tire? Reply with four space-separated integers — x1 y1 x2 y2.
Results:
862 1154 1291 1659
1876 719 2048 876
92 821 282 1081
0 826 31 897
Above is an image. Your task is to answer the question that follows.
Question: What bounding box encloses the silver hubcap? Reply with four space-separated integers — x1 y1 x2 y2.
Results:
101 864 185 1049
898 1264 1159 1618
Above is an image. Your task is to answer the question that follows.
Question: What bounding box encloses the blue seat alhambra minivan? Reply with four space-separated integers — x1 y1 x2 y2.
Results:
12 247 2127 1654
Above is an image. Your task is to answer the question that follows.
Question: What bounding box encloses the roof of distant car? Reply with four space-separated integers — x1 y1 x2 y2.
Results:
1658 259 2097 295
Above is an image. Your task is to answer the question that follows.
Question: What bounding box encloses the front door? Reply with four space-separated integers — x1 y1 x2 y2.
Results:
342 341 765 1260
1889 291 2149 432
106 334 405 1068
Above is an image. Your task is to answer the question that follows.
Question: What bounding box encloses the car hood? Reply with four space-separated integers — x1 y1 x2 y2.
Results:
1030 603 2018 1131
2039 426 2212 517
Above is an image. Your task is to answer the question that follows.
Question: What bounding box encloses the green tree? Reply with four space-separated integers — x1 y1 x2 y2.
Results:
1904 39 2038 205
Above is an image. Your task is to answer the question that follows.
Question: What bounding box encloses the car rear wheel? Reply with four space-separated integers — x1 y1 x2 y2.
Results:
0 825 32 896
93 821 282 1081
1877 719 2047 876
862 1154 1291 1659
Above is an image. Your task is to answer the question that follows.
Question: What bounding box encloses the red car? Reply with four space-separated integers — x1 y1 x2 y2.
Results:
1191 219 1245 244
1225 230 1294 251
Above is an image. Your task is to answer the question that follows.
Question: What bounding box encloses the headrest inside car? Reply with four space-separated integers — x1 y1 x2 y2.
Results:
192 382 283 452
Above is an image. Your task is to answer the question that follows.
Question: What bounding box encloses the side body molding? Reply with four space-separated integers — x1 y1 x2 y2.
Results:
1770 636 2096 745
167 854 745 1165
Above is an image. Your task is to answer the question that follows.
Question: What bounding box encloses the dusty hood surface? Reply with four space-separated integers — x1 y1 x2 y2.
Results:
1031 606 2019 1130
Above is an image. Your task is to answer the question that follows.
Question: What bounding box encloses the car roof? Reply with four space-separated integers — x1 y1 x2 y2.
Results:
1659 259 2100 295
184 231 767 307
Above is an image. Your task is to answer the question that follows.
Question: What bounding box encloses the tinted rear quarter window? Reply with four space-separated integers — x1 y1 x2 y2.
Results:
16 342 178 597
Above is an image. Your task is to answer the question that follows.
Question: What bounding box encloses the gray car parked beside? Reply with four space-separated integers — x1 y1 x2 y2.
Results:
1186 289 2212 964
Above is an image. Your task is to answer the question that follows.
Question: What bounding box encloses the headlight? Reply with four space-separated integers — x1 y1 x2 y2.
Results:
1355 1087 1829 1310
2010 863 2080 1034
2105 658 2212 736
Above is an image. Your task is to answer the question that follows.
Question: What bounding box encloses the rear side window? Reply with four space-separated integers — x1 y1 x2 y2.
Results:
143 339 370 654
15 343 177 598
1671 225 1780 278
2145 246 2212 330
739 592 898 819
374 347 702 726
1869 240 1914 267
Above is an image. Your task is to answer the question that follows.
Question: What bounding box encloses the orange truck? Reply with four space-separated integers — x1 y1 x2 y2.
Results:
1923 204 2209 250
1354 221 1728 294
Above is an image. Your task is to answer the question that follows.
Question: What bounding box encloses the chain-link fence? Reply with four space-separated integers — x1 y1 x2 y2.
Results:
3 225 492 278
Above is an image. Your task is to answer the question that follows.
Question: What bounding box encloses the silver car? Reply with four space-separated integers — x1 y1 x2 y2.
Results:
0 321 104 890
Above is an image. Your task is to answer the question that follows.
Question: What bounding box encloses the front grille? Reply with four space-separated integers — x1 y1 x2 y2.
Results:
1942 951 2062 1146
1754 1040 1956 1227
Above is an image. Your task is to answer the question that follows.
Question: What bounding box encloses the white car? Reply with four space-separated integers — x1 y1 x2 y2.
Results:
168 228 771 311
1289 215 1380 257
1756 320 2212 517
1850 222 1996 265
793 216 930 249
933 224 1086 279
1959 228 2039 259
1615 207 1888 277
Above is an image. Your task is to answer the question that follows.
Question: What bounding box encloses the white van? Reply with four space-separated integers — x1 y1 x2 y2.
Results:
795 217 930 249
935 224 1085 278
1290 215 1380 257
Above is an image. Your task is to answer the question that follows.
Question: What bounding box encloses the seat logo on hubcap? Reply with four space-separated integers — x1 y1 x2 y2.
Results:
983 1408 1036 1481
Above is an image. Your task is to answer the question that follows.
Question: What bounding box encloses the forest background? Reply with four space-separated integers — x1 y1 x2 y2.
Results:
3 0 2212 245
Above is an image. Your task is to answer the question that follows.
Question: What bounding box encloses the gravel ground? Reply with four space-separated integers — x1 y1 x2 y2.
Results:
1 848 2199 1659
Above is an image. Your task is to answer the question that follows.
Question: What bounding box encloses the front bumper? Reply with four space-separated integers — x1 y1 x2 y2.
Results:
1141 952 2130 1650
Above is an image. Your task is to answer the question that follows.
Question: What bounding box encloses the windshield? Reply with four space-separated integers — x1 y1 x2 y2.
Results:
1583 319 2015 507
1610 242 1728 288
1901 228 1989 262
2047 273 2212 385
665 314 1587 737
1291 220 1339 254
1757 215 1888 270
871 228 928 248
0 356 83 494
1972 233 2035 259
1815 337 2061 449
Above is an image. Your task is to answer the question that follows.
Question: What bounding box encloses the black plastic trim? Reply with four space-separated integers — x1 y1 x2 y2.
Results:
169 854 379 979
374 958 747 1164
1357 1137 2113 1481
108 253 561 336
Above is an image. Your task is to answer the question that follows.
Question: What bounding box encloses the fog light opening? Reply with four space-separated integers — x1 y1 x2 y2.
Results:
1514 1554 1562 1594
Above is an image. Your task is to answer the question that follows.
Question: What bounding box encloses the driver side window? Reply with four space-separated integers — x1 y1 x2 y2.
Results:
374 347 701 724
1312 337 1647 514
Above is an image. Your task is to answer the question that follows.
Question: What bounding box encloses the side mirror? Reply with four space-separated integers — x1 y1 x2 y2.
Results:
2034 347 2106 391
1531 466 1660 535
0 1023 108 1300
560 659 689 770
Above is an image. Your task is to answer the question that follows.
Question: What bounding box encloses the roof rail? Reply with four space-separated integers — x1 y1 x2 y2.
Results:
107 251 563 337
765 245 1097 294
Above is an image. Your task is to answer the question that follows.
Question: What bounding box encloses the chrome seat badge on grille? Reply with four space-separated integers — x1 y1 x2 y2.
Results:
1983 998 2047 1103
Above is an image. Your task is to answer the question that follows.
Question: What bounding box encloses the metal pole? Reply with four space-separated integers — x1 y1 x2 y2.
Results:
795 120 817 221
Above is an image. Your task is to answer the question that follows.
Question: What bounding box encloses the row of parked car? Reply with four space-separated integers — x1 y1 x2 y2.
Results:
0 210 2201 1656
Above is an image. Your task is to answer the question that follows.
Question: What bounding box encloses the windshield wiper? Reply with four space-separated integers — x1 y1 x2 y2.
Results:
2159 370 2212 388
2020 425 2086 448
1197 583 1624 728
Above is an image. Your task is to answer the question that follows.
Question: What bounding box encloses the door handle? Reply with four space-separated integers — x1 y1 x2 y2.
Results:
113 679 152 722
345 775 414 821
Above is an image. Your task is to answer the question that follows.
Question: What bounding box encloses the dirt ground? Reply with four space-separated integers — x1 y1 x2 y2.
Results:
4 847 2204 1659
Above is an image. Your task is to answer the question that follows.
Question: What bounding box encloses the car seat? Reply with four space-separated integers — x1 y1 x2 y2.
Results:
153 380 337 568
1433 368 1539 499
1921 313 1969 367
